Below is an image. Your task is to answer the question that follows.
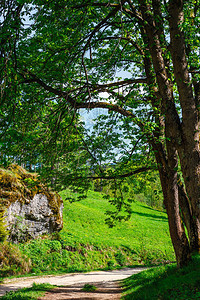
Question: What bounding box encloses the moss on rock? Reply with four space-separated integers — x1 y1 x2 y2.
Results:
0 164 63 241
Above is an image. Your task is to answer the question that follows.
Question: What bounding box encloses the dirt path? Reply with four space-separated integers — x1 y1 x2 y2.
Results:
38 281 122 300
0 267 146 299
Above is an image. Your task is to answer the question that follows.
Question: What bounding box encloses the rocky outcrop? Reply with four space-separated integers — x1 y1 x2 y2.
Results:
5 194 63 242
0 164 63 242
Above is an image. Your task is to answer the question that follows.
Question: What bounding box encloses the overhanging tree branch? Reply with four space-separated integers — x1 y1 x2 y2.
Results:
71 3 121 9
95 36 145 55
20 70 141 120
72 166 154 180
73 78 147 88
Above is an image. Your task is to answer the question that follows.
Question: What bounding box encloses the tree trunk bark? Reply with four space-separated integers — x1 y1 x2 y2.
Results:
178 182 200 252
138 0 191 266
153 143 191 267
168 0 200 225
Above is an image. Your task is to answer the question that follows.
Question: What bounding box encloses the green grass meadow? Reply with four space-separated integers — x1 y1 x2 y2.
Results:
59 190 174 264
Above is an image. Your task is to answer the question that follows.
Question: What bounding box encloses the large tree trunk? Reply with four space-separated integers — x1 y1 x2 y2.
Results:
168 0 200 228
138 0 191 266
138 0 200 262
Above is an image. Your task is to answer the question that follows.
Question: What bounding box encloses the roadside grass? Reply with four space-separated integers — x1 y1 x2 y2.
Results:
0 283 55 300
82 283 97 292
122 254 200 299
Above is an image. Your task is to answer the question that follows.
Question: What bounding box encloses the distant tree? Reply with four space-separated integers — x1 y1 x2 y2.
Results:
1 0 200 267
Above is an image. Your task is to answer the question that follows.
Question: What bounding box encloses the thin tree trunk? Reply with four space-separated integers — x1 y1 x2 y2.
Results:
178 182 200 252
154 144 191 267
159 169 191 267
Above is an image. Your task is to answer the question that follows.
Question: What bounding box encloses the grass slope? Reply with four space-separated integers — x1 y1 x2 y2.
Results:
122 254 200 299
59 190 174 263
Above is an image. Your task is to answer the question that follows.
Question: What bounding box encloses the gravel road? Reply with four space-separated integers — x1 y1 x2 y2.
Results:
0 267 146 298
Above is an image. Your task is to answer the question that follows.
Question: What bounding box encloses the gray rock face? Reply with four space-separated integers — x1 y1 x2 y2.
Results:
5 194 63 242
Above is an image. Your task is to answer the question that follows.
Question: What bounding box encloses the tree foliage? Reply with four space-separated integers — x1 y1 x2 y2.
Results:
1 0 200 267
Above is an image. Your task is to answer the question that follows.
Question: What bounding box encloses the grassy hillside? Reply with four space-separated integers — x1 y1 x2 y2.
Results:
59 190 174 264
0 190 174 278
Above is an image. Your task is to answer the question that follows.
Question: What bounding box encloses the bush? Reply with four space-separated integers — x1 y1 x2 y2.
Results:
0 242 31 276
20 239 68 272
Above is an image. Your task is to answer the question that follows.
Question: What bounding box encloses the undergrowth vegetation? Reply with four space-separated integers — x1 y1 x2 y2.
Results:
0 242 31 277
0 190 174 279
19 238 135 274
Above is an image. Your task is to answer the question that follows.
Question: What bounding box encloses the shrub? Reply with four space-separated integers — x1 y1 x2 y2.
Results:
0 242 31 276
